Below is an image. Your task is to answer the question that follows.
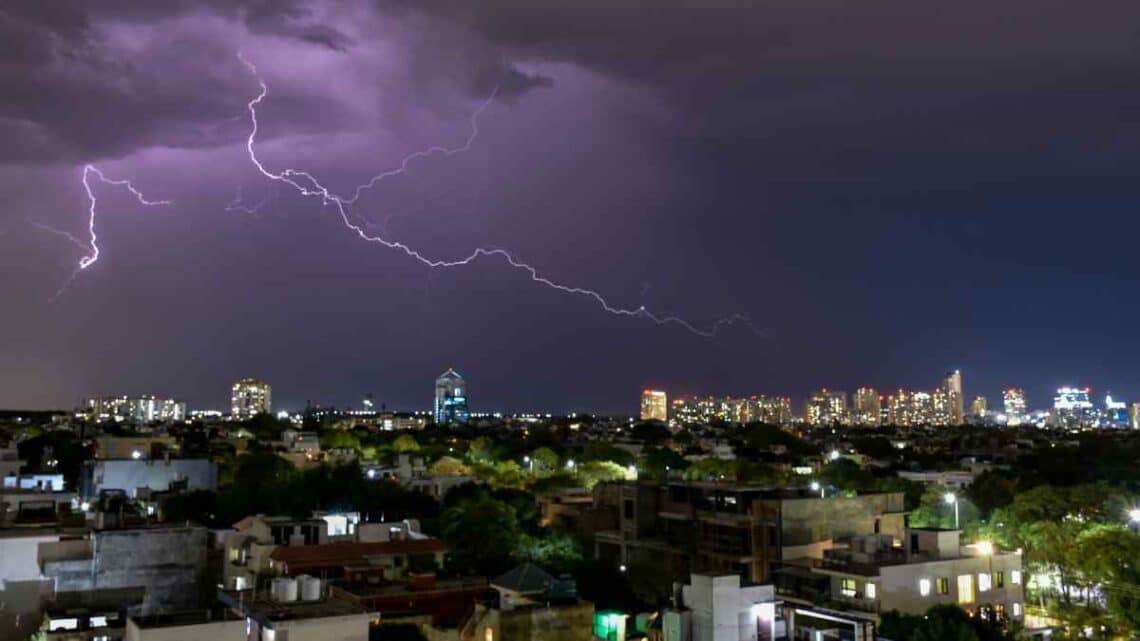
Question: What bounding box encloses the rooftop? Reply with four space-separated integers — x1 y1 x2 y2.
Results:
270 539 448 572
219 589 371 623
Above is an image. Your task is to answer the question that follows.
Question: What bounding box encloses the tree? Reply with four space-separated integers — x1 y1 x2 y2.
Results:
682 458 735 481
440 494 521 575
429 456 472 476
879 604 1012 641
466 436 494 463
392 434 421 453
529 447 559 475
576 461 629 488
515 532 583 573
967 470 1016 517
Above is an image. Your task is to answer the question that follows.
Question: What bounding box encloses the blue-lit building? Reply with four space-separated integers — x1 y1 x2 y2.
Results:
433 368 470 425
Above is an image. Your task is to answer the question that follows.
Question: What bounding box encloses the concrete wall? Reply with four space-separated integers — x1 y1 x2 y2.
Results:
265 613 372 641
777 494 905 547
126 618 247 641
83 459 217 499
42 526 210 615
0 533 60 641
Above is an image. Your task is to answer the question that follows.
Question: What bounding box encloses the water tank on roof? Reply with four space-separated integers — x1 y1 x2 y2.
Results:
299 575 322 601
272 577 298 602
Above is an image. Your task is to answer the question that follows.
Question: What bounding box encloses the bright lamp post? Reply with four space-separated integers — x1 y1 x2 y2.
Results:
1129 508 1140 534
944 492 959 529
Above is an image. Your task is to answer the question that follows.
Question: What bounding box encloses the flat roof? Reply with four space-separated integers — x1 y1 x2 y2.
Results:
219 589 372 623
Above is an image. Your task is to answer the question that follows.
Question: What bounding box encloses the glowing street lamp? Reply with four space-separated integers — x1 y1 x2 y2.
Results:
1128 508 1140 533
810 481 824 498
944 492 959 529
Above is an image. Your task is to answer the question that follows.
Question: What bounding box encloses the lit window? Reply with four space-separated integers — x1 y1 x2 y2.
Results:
866 582 876 599
1011 570 1022 585
841 578 856 597
484 626 494 641
1011 602 1022 617
919 579 931 596
937 577 950 595
994 571 1004 588
958 575 975 604
979 572 991 592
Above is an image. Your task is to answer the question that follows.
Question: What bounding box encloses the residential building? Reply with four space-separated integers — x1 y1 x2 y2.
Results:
896 469 977 490
433 369 470 425
84 396 186 423
592 481 907 585
778 529 1023 624
852 388 880 427
94 436 178 460
670 396 793 426
662 572 783 641
231 378 272 419
805 390 847 426
224 514 444 589
640 390 668 422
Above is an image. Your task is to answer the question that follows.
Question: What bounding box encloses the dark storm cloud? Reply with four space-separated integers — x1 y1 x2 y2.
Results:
0 0 353 164
378 0 1140 171
0 0 552 165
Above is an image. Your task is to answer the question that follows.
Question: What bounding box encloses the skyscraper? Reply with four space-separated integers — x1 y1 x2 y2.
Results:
640 389 668 422
853 387 881 426
805 389 847 426
1051 387 1093 429
231 378 271 419
970 396 988 419
942 370 964 425
1129 403 1140 430
433 368 469 425
1002 388 1027 426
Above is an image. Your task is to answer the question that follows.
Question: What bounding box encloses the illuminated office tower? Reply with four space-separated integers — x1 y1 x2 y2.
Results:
1002 389 1027 426
852 387 881 426
434 369 470 425
942 370 964 424
1130 403 1140 430
231 378 272 419
640 389 668 422
970 396 987 419
1051 387 1093 429
805 389 847 426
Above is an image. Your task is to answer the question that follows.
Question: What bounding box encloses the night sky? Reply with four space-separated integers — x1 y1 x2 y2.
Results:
3 1 1140 414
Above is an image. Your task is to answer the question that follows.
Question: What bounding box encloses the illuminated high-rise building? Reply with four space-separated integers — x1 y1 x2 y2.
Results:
852 387 881 426
1129 403 1140 430
1002 388 1027 426
1051 387 1093 429
85 395 186 423
670 395 792 425
231 378 272 419
970 396 987 419
942 370 964 424
434 368 470 425
640 389 668 422
805 389 847 426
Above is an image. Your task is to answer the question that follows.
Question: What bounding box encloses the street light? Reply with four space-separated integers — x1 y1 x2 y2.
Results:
810 481 824 498
944 492 959 529
1128 508 1140 533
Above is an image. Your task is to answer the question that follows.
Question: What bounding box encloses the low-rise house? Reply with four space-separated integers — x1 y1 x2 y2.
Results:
462 563 593 641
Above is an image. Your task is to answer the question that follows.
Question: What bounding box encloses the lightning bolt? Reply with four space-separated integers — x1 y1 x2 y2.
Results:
44 165 171 302
79 164 172 270
238 53 754 337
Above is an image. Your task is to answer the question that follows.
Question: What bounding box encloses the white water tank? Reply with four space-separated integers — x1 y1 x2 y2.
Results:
299 575 322 601
272 577 299 602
